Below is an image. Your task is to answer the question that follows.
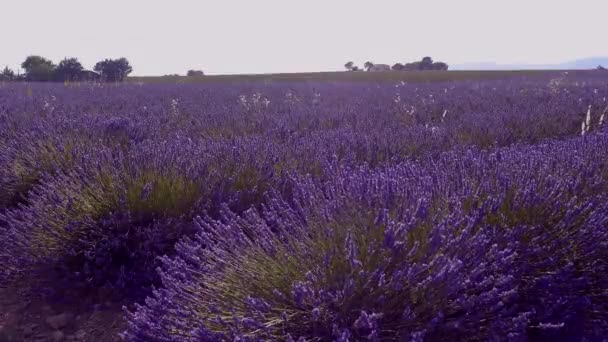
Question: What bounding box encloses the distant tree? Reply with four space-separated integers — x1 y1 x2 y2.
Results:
21 55 56 82
351 66 361 71
403 62 421 71
431 62 449 71
364 61 374 71
21 56 53 73
115 58 133 80
392 63 404 71
397 57 448 71
420 56 434 70
187 70 205 76
344 61 354 71
54 57 84 81
0 66 16 81
598 65 606 71
94 57 133 82
94 59 111 80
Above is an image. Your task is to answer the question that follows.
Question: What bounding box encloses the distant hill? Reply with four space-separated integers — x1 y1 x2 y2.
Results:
452 57 608 70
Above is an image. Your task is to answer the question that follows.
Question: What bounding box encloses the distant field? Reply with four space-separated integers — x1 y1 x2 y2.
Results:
127 69 576 83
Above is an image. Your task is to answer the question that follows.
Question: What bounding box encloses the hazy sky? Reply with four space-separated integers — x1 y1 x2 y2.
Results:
2 0 607 75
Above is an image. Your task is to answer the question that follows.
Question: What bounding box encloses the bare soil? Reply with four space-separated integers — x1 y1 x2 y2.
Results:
0 270 129 342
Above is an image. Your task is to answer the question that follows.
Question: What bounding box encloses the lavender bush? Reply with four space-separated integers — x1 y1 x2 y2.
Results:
124 133 608 341
0 138 282 291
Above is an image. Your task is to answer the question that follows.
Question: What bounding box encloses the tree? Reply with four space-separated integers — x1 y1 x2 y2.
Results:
420 56 434 70
398 57 449 71
392 63 404 71
0 66 15 81
403 62 421 71
54 57 84 81
364 61 374 71
187 70 205 76
94 57 133 82
21 55 52 73
344 61 354 71
21 55 55 82
431 62 449 71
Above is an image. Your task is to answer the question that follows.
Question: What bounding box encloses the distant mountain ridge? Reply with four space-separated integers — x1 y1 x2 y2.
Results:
452 57 608 70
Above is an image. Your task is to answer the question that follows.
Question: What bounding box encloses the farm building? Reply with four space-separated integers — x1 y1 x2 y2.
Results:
79 70 101 81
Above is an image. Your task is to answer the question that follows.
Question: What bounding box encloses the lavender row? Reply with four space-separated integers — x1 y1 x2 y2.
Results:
2 74 608 212
124 131 608 341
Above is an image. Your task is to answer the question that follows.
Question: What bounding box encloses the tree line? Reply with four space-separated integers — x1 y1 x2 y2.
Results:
0 56 133 82
345 57 449 71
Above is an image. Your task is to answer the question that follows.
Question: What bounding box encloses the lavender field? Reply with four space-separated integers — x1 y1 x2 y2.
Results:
1 72 608 341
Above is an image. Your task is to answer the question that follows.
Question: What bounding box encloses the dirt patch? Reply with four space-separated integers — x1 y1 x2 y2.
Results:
0 270 130 342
